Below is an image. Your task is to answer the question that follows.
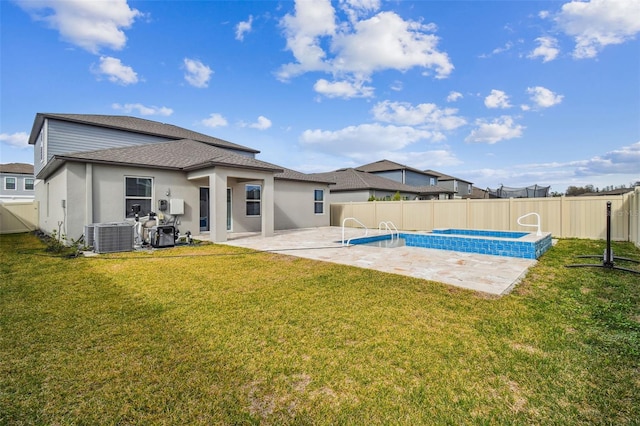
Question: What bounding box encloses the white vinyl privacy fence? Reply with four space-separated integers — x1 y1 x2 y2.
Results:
0 200 38 234
2 190 639 249
332 188 640 247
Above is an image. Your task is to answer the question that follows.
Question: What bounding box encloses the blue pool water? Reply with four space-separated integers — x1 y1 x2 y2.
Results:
347 229 552 259
432 229 528 239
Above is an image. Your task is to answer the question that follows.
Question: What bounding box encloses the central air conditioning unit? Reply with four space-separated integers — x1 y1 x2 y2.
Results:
93 222 134 253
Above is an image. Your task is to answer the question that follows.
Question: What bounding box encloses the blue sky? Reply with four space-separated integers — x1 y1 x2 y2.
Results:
1 0 639 193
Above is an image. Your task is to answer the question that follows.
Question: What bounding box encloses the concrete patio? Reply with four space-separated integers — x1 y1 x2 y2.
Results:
217 227 539 296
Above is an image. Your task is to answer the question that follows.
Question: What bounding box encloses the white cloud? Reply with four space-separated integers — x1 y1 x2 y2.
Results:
331 11 453 78
480 40 522 59
201 113 228 128
339 0 381 22
183 58 213 88
313 78 374 98
371 100 466 131
484 90 512 109
555 0 640 59
236 15 253 41
278 1 453 97
526 86 564 108
446 91 463 102
278 0 337 79
528 36 560 62
17 0 141 54
386 149 461 168
249 116 272 130
0 132 30 149
93 56 138 85
112 103 173 116
467 141 640 191
390 80 403 91
574 141 640 175
300 123 434 156
465 116 524 144
345 148 461 168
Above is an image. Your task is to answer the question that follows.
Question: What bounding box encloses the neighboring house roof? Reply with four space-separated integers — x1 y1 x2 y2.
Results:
356 159 438 177
465 186 489 199
28 113 259 154
39 139 284 179
0 163 34 174
310 168 453 195
577 188 634 196
424 169 473 184
274 168 335 185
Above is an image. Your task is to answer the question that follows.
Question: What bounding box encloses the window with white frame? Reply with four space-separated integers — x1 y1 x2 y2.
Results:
38 128 45 164
4 177 16 190
314 189 324 214
245 184 261 216
24 178 35 191
125 177 153 218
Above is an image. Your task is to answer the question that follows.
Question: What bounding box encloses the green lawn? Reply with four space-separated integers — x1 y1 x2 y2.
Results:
1 233 639 424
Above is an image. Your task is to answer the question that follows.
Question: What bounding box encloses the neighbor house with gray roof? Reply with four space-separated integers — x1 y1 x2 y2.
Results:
310 168 454 202
316 160 454 202
424 169 474 198
1 163 35 200
29 113 332 243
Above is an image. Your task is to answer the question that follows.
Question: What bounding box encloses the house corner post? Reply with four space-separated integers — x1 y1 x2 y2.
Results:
85 163 93 225
262 175 274 237
210 170 228 243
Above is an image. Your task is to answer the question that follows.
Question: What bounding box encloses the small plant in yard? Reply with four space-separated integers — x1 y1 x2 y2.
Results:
1 233 639 424
37 229 86 256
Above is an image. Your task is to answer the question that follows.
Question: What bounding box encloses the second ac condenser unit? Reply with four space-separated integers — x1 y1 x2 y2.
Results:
84 224 96 249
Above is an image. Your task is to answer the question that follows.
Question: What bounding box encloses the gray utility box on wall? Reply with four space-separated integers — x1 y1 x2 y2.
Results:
150 225 175 248
93 222 134 253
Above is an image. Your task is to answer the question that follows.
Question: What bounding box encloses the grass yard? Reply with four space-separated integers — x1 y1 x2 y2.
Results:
1 233 639 424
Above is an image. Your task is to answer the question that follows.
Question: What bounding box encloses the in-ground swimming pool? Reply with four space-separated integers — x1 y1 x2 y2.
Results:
347 228 552 259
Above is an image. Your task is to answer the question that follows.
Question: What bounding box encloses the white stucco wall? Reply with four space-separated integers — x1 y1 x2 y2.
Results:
36 166 71 238
91 164 200 234
37 161 332 243
274 180 331 230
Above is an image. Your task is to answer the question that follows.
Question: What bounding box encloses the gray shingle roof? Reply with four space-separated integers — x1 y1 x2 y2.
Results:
310 168 419 192
0 163 34 174
29 113 259 154
356 159 438 177
58 139 283 172
424 169 473 184
274 168 335 184
310 168 454 195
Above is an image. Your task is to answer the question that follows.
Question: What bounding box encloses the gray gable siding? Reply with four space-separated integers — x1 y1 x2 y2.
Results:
370 169 433 186
35 119 168 176
373 170 403 182
404 170 433 186
48 119 169 158
36 119 256 176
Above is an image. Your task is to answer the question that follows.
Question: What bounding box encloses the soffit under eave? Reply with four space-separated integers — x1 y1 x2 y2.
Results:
186 165 283 181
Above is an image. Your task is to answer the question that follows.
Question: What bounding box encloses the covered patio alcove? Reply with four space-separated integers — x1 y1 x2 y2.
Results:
187 165 278 243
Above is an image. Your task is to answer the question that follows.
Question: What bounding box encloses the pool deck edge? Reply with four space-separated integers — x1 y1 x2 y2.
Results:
217 227 539 296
